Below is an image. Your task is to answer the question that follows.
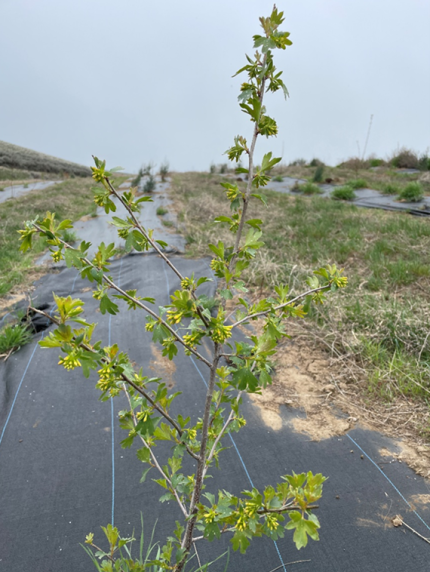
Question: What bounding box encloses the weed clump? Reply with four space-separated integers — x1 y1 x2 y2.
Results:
298 181 322 195
156 206 168 216
398 182 424 202
0 323 32 356
143 175 156 193
131 167 143 187
159 162 169 182
369 158 384 167
347 178 368 190
273 175 284 182
312 165 324 183
382 182 401 195
331 186 356 201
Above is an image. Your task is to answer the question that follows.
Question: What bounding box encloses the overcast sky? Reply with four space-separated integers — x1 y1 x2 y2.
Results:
1 0 429 173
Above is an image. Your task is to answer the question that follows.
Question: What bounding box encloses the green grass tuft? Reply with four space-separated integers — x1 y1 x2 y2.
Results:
297 181 322 195
156 206 168 216
347 178 368 189
382 182 401 195
331 186 356 201
398 182 424 202
0 323 32 355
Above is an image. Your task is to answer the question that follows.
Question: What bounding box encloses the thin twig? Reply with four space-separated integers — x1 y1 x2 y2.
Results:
392 515 430 545
267 560 311 572
32 224 211 368
105 177 210 328
123 385 189 519
230 284 332 329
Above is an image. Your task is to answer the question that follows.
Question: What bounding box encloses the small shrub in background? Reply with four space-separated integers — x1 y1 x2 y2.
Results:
312 164 324 183
209 163 216 174
391 148 419 170
142 162 154 176
382 182 401 195
273 175 284 182
347 179 368 190
159 162 169 182
298 181 322 195
156 206 168 216
143 174 156 193
331 185 356 201
369 158 384 167
219 163 228 174
131 167 143 187
309 158 324 168
418 154 430 171
336 157 369 173
288 158 306 166
398 182 424 202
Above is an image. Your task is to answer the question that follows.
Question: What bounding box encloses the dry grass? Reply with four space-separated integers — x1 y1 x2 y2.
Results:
0 140 91 176
170 172 430 436
0 174 127 299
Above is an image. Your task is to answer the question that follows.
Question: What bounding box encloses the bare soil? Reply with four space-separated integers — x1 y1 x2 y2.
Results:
250 319 430 479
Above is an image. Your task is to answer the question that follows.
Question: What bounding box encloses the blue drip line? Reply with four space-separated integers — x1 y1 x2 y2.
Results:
108 258 124 526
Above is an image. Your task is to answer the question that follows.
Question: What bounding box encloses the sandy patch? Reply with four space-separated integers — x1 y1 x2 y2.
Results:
149 344 176 389
246 318 430 479
250 329 357 441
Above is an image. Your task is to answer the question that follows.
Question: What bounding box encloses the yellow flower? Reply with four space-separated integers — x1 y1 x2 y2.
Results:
58 354 81 370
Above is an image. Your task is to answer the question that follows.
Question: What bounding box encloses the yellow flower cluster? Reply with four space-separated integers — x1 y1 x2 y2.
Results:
266 514 279 531
183 332 202 350
180 277 193 290
244 501 258 517
204 508 217 524
51 250 63 263
58 354 81 370
235 511 247 531
166 309 183 325
210 259 224 274
210 324 232 344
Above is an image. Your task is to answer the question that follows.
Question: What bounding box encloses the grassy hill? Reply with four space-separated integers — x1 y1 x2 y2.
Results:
0 140 91 177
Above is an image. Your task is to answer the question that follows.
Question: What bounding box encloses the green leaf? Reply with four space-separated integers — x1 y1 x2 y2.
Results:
231 531 250 554
231 368 259 392
285 511 320 550
154 422 172 441
159 492 175 503
140 467 151 484
136 448 151 463
100 294 119 315
204 522 221 541
245 219 263 230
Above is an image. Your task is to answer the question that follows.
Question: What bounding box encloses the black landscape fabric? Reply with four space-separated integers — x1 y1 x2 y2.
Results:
1 254 430 571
